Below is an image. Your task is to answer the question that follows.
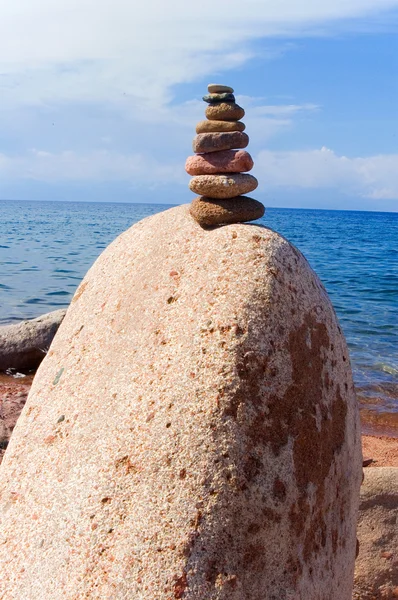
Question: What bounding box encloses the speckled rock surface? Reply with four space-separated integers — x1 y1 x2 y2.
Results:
196 120 245 134
354 468 398 600
185 150 253 175
189 173 258 198
0 204 362 599
205 102 245 121
190 196 265 226
192 132 248 154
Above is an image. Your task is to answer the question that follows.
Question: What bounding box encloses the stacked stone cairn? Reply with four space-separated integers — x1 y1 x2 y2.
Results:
186 83 265 227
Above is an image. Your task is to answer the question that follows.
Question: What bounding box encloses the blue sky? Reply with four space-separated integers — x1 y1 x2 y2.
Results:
1 0 397 211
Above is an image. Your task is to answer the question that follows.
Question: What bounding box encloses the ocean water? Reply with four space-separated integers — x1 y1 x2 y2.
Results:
1 200 397 434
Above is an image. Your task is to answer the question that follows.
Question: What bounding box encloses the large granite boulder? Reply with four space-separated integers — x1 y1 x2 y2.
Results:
354 467 398 599
0 309 66 372
0 205 362 599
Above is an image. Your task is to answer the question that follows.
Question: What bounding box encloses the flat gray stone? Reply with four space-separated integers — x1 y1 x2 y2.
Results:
0 309 67 371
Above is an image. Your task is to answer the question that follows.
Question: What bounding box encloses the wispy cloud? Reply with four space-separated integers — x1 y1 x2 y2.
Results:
255 147 398 200
1 0 398 208
1 146 398 203
1 0 398 108
0 149 184 185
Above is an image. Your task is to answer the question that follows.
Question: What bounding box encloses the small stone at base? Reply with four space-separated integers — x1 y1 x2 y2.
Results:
190 196 265 227
207 84 234 94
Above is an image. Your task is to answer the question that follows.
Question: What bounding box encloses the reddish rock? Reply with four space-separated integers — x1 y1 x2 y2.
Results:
189 173 258 198
0 373 32 464
206 102 245 121
354 468 398 599
193 131 248 154
0 205 362 599
185 150 254 175
190 196 265 226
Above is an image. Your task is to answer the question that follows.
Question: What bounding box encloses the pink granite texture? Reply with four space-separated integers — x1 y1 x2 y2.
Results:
0 205 362 599
185 150 254 176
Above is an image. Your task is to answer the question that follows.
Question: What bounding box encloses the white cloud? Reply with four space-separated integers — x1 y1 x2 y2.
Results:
255 147 398 200
1 0 397 209
1 146 398 204
1 0 398 108
0 149 184 185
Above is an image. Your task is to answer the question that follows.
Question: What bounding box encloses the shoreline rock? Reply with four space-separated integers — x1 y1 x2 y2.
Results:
0 309 66 372
354 467 398 599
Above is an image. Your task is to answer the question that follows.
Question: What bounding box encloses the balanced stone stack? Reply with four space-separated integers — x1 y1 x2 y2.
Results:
186 84 265 227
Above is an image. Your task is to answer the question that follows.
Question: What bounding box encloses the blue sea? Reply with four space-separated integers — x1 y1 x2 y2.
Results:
0 200 397 435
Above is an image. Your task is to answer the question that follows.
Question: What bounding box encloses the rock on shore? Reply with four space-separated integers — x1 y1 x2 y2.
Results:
354 467 398 599
0 309 66 372
0 204 362 599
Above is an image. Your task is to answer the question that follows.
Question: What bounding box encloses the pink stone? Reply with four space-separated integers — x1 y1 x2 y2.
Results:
0 205 362 600
185 150 254 176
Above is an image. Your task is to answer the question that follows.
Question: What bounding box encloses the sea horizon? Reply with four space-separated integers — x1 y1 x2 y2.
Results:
1 197 397 214
1 199 397 436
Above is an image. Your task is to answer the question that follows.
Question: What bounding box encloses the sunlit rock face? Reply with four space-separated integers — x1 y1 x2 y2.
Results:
0 204 362 599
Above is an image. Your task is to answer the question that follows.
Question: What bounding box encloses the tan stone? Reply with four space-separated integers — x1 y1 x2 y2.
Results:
196 120 245 134
206 102 245 121
207 84 234 93
189 173 258 198
354 468 398 600
190 196 265 226
192 132 248 154
0 205 362 599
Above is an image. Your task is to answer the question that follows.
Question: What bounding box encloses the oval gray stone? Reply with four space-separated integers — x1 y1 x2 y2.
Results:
207 84 234 94
0 205 362 599
0 309 67 371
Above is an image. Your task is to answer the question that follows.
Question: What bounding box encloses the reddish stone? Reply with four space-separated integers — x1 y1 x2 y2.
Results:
185 150 254 175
